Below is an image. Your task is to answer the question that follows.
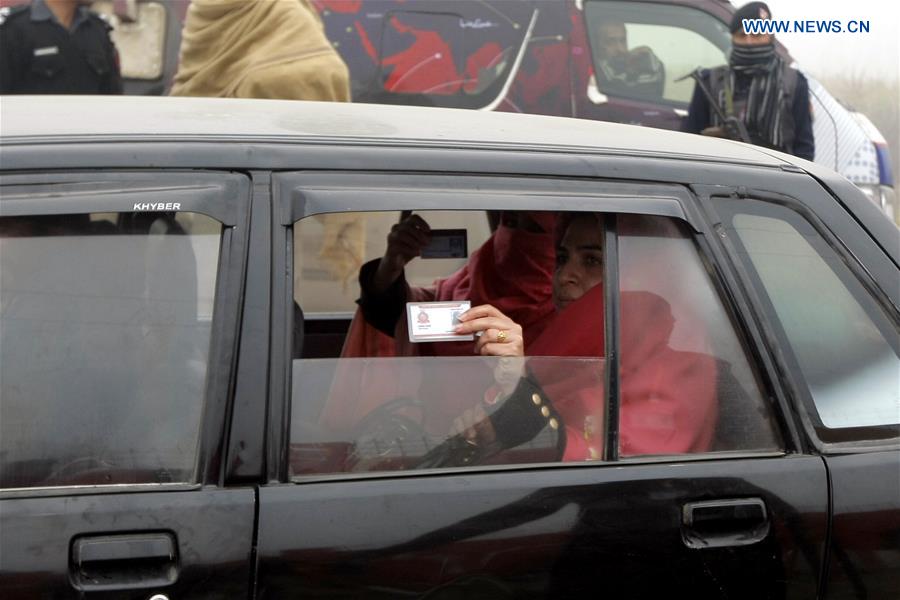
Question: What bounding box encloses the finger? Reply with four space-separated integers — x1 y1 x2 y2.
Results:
403 214 432 234
473 328 520 353
474 328 499 353
458 304 505 321
455 316 516 336
388 239 424 258
391 227 431 249
479 341 524 357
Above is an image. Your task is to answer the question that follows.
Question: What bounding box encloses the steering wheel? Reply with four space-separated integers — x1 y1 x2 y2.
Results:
345 397 431 472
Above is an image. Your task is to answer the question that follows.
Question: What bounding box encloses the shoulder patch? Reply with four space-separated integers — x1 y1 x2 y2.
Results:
89 10 114 31
0 4 29 27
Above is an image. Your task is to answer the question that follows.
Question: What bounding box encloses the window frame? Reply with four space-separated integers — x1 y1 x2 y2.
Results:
707 191 900 451
0 171 251 495
270 171 794 483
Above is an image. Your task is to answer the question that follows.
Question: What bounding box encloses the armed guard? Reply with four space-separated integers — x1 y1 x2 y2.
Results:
0 0 122 95
683 2 814 161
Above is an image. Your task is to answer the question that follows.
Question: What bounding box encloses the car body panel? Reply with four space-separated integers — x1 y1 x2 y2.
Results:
258 458 827 598
824 453 900 599
0 488 255 598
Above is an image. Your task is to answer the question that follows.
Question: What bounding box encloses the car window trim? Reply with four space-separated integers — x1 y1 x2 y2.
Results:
223 171 273 485
276 171 698 230
0 483 202 500
283 449 789 486
603 215 621 460
0 171 243 226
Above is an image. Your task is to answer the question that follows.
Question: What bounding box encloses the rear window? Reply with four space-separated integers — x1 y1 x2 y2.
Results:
322 5 534 109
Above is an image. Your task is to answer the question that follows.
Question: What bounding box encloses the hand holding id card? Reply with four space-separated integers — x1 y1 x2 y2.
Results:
407 301 473 343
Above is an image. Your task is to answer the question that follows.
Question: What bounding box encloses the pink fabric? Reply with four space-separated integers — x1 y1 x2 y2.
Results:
526 284 718 460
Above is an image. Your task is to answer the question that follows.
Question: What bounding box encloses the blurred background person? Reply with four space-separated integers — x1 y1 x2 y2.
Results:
0 0 121 94
593 20 665 98
170 0 350 101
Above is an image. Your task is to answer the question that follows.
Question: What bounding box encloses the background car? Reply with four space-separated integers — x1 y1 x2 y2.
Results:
1 96 898 598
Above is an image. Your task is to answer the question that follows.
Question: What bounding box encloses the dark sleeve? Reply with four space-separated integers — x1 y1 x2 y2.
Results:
0 21 22 94
356 258 408 337
102 25 122 94
682 73 711 134
791 73 815 161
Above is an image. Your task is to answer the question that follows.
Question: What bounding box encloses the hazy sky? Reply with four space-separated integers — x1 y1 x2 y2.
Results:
762 0 899 81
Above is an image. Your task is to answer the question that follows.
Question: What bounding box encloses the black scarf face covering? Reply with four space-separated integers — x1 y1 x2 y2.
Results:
729 42 776 70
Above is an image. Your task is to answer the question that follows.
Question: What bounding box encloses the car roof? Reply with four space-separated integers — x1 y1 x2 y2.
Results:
0 96 789 167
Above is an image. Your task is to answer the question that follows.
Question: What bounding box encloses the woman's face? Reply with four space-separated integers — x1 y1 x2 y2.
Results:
553 216 604 310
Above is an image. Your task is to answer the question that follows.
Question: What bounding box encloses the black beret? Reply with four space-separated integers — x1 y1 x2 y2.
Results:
730 2 772 33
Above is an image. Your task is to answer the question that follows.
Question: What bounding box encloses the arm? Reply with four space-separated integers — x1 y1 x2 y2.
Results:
104 42 123 94
356 258 408 337
791 73 815 161
355 214 432 336
0 20 21 94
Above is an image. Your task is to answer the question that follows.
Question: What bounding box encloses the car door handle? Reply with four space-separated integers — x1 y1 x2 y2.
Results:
70 532 178 591
681 498 770 549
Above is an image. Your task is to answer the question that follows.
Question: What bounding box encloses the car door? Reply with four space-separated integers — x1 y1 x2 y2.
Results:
706 191 900 600
0 171 255 597
253 172 828 598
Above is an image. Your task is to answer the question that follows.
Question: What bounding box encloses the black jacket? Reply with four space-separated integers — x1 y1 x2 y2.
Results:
683 67 814 161
0 3 122 95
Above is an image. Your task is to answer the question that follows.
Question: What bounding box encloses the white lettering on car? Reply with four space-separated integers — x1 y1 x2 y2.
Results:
133 202 182 211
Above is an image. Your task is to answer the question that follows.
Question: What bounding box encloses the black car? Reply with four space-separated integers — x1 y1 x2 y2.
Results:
1 96 898 599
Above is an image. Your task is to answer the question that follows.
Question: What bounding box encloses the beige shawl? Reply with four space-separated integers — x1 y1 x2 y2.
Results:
170 0 350 101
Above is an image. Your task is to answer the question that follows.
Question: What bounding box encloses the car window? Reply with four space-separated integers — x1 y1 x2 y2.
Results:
584 0 731 105
0 211 223 488
617 215 781 456
289 209 781 478
345 7 532 109
294 211 492 315
728 202 900 440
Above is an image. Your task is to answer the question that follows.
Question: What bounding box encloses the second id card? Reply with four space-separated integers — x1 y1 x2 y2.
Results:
406 300 473 343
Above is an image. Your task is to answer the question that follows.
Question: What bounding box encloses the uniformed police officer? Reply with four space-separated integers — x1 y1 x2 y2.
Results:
0 0 122 94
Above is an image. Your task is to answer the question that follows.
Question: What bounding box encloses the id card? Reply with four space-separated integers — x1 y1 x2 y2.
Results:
420 229 468 259
406 300 473 343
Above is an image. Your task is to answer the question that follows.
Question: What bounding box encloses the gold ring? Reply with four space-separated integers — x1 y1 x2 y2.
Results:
496 330 508 343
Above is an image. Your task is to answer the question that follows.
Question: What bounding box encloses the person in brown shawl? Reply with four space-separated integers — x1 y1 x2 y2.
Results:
170 0 350 101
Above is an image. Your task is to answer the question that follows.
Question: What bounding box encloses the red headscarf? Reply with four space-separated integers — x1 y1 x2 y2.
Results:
526 283 718 460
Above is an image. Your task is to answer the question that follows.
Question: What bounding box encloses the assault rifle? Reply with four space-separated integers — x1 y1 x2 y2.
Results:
678 68 751 144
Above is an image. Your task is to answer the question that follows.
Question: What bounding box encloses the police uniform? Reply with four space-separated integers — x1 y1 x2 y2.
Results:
0 0 122 94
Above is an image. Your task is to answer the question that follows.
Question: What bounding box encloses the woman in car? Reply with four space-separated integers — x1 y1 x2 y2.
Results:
325 211 558 437
447 212 719 461
352 210 558 355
